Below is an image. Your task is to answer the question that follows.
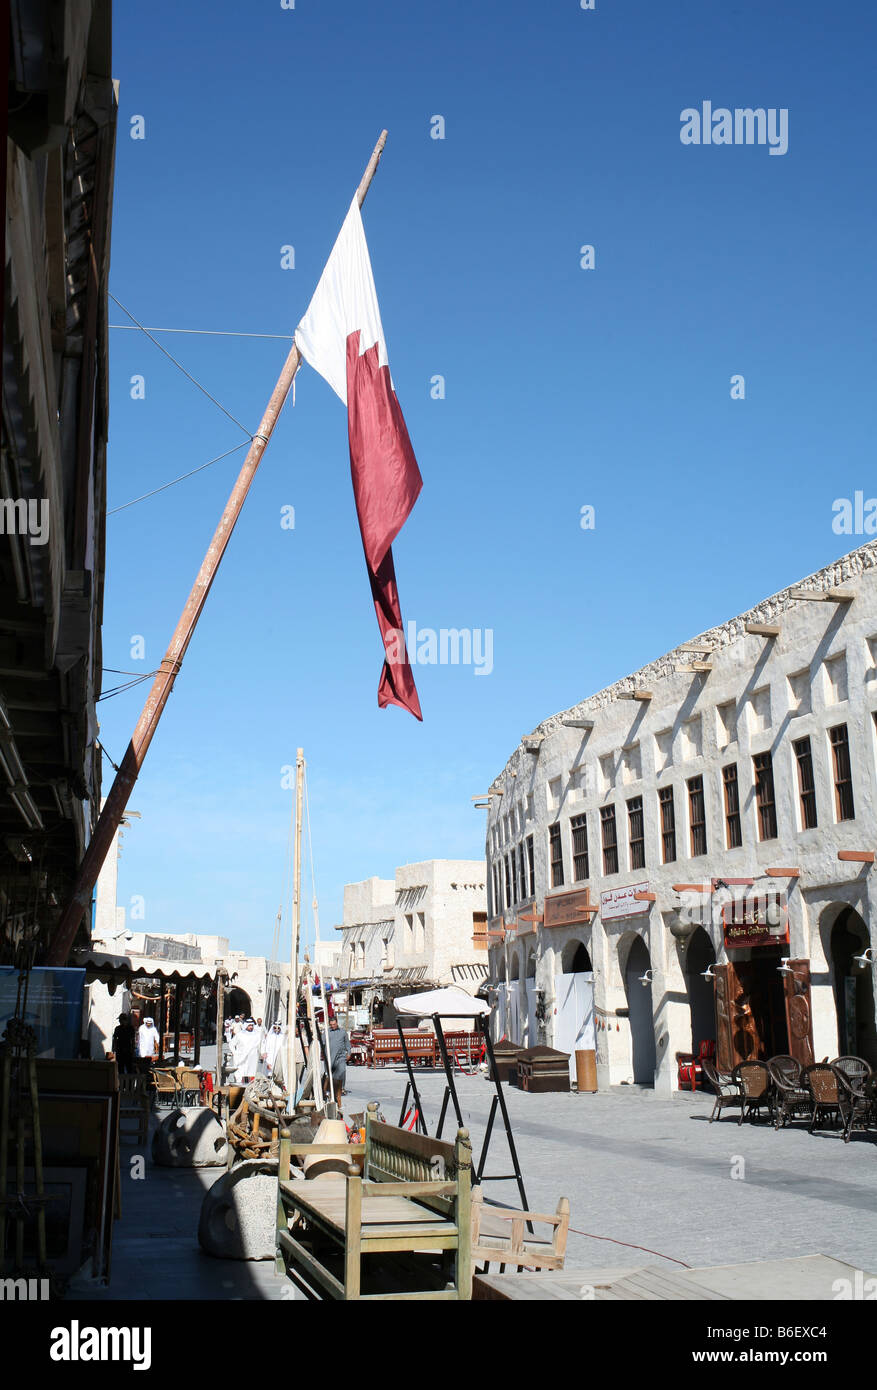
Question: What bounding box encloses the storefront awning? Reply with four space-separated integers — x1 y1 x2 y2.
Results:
76 949 215 991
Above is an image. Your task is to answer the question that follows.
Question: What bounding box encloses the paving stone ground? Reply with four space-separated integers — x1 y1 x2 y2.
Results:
345 1065 877 1287
75 1065 877 1300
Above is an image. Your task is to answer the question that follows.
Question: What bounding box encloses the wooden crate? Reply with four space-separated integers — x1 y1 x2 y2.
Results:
517 1046 570 1094
489 1044 527 1084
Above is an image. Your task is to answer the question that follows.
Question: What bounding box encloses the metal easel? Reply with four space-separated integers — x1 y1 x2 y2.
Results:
396 1012 530 1213
395 1019 429 1135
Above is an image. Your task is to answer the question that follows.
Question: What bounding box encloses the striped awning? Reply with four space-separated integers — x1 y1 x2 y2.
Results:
76 950 215 988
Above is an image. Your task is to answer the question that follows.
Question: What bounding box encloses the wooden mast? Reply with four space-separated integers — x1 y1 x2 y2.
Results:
284 749 304 1097
46 131 390 967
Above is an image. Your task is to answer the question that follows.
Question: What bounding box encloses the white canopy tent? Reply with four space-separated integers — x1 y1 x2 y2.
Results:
393 986 491 1018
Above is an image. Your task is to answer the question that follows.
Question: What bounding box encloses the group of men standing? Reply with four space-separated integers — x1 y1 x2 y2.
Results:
223 1013 350 1107
224 1015 286 1083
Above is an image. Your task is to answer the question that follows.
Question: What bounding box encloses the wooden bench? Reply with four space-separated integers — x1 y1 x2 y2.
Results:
276 1101 472 1300
443 1031 486 1069
371 1030 437 1067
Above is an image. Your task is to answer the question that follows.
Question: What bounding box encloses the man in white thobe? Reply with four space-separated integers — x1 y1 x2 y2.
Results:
263 1021 283 1076
136 1017 160 1067
230 1019 261 1082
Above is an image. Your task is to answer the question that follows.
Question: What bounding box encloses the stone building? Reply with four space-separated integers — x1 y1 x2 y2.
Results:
2 1 116 962
485 543 877 1092
336 861 488 1014
85 815 289 1053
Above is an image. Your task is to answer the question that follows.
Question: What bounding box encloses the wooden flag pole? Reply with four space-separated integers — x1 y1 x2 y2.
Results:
284 749 304 1096
46 131 389 967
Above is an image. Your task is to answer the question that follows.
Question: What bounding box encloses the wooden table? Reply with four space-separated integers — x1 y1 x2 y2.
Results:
283 1178 454 1242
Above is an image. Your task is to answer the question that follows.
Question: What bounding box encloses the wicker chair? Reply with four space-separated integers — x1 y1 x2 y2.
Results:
832 1056 872 1088
833 1067 873 1143
150 1067 182 1108
733 1061 775 1125
768 1055 802 1085
803 1064 843 1133
701 1059 745 1123
178 1067 203 1107
767 1059 810 1130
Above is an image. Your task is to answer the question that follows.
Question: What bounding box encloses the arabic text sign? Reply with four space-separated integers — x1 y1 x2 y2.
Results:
600 883 650 921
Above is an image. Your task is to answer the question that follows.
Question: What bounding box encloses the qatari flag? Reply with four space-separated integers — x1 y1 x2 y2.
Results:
295 198 423 719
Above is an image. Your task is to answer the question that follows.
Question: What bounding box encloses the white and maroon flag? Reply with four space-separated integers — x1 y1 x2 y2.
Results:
295 198 423 720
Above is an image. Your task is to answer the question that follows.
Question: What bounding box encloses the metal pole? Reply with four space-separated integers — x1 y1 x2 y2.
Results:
396 1020 428 1135
479 1019 531 1216
46 130 390 967
214 964 225 1093
433 1016 465 1133
193 981 201 1067
476 1097 498 1184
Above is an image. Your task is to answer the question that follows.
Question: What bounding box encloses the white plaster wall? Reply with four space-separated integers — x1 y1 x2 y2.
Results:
338 875 395 982
394 860 487 989
487 542 877 1088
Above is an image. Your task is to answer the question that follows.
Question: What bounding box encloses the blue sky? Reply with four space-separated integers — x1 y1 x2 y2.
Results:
103 0 877 958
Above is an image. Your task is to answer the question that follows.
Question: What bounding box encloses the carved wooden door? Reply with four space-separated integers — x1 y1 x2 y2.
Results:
782 958 815 1066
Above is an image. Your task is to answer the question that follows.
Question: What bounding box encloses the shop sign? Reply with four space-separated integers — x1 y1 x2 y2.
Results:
722 893 788 949
600 882 650 921
543 887 598 928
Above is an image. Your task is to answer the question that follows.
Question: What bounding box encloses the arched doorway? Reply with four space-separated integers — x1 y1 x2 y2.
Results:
524 951 538 1045
554 938 596 1066
624 936 656 1086
685 928 716 1054
562 941 592 974
224 986 252 1020
508 952 522 1044
830 909 877 1066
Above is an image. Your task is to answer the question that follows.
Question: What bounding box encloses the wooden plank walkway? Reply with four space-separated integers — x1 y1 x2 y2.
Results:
473 1253 877 1301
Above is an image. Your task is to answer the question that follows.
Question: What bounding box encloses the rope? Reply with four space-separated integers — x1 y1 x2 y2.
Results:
109 293 254 437
107 440 250 515
110 324 294 340
566 1226 691 1268
95 739 121 773
97 671 158 701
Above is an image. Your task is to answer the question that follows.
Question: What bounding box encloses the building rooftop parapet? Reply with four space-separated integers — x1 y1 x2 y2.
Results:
490 540 877 791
